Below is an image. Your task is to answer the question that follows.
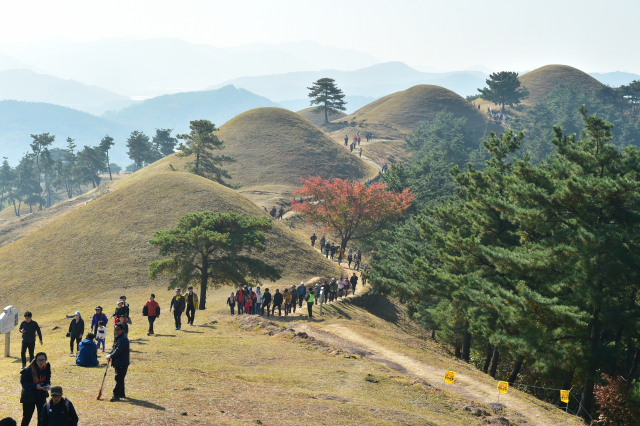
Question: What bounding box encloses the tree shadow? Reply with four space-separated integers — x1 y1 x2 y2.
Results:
348 293 400 324
124 397 166 411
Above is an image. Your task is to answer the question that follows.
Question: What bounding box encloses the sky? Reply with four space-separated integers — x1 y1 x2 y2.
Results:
0 0 638 73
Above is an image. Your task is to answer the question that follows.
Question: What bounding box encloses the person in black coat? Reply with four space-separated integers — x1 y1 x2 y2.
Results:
106 323 130 402
19 311 43 368
262 289 272 316
67 312 84 354
39 385 78 426
20 352 51 426
272 289 283 316
169 288 186 330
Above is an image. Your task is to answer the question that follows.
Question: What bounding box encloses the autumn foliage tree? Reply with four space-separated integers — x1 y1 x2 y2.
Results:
292 177 414 249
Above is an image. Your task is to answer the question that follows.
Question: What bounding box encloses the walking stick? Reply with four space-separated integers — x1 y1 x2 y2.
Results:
97 359 110 400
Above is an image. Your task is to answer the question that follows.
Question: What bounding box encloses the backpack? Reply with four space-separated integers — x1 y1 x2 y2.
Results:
47 397 70 411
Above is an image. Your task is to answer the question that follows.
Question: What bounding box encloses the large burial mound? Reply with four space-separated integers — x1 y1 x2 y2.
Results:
339 85 495 139
519 64 604 106
296 106 347 126
0 170 342 311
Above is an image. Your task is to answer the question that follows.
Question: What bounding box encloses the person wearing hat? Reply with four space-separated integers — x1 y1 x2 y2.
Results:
111 300 127 326
262 288 272 316
106 323 130 402
185 287 199 325
290 285 298 314
90 306 108 337
39 385 78 426
296 282 306 309
170 288 186 330
67 312 84 355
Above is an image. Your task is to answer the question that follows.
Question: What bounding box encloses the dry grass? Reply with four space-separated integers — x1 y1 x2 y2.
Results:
519 64 603 106
296 107 347 127
362 140 412 167
339 85 498 138
0 170 342 313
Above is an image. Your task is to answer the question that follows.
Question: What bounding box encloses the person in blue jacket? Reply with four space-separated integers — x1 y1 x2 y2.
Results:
76 333 99 367
90 306 108 336
106 323 130 402
297 283 307 309
20 351 51 426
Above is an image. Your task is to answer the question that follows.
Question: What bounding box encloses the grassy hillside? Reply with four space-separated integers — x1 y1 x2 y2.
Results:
0 170 341 311
296 106 347 126
102 85 278 135
340 85 495 138
519 64 603 105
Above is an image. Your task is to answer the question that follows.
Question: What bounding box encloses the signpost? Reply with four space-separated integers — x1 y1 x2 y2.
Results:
497 381 509 403
0 306 20 357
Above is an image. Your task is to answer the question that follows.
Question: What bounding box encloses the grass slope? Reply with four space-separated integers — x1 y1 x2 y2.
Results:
0 170 341 312
296 106 347 126
340 85 494 137
519 64 604 106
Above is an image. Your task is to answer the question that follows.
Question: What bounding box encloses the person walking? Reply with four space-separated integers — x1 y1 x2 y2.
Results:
111 300 127 326
310 233 317 247
244 287 253 315
185 287 199 326
338 277 346 298
330 278 338 302
75 333 99 367
290 286 298 314
67 312 84 355
330 243 336 260
350 273 359 295
20 351 50 426
278 207 284 220
106 323 129 402
19 312 43 369
359 147 362 157
297 282 306 308
272 289 283 316
144 294 160 336
324 240 331 258
319 236 326 254
119 296 131 324
357 136 361 145
283 289 292 316
236 287 244 315
354 250 361 270
318 288 326 315
39 386 78 426
347 251 353 269
361 265 369 285
337 246 344 265
344 135 348 146
314 284 321 305
90 306 108 336
255 287 263 315
306 290 315 318
96 322 107 352
170 288 186 330
227 293 236 315
262 288 272 316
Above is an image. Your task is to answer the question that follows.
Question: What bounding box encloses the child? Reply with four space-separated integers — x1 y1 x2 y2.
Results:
244 294 252 316
227 293 236 315
118 315 129 335
96 321 107 352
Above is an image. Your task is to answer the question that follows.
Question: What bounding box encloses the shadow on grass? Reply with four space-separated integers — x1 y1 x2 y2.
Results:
198 325 217 329
153 334 176 338
180 330 204 334
124 397 165 411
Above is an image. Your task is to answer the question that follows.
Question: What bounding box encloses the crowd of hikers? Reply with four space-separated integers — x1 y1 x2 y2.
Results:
226 272 364 319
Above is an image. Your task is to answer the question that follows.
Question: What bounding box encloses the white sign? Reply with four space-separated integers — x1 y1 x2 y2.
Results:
0 306 19 334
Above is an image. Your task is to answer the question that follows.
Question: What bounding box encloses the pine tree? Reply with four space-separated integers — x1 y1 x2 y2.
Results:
478 71 529 113
152 128 178 157
307 78 347 124
99 135 115 180
126 131 152 172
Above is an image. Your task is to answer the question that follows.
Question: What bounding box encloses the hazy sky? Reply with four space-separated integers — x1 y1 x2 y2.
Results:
1 0 638 73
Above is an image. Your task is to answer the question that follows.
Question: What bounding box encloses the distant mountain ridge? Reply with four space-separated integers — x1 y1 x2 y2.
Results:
589 71 640 87
0 69 133 115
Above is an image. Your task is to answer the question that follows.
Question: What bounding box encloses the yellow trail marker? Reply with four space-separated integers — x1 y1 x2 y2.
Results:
497 381 509 394
560 390 569 403
444 370 456 384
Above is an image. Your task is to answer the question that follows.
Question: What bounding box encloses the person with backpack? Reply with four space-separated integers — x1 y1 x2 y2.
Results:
19 311 43 369
76 333 99 367
144 294 160 336
227 293 236 315
185 286 199 326
306 290 315 318
290 286 298 314
39 386 78 426
20 351 50 426
324 240 331 258
350 273 359 295
297 282 307 308
170 288 186 330
283 288 292 316
272 289 283 316
330 243 337 260
67 312 84 355
354 250 361 270
90 306 108 336
361 265 369 285
106 323 129 402
262 288 272 316
310 233 317 247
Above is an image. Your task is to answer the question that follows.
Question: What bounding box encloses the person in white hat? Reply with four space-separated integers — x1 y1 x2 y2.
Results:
67 311 84 355
297 281 307 309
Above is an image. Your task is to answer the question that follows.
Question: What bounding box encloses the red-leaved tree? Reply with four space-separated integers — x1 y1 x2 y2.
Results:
293 177 414 249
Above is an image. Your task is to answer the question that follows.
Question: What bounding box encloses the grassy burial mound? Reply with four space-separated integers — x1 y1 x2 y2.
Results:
519 64 604 106
296 106 347 126
0 170 341 311
340 85 495 139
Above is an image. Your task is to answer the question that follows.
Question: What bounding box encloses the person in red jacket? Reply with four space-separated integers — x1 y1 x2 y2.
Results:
144 294 160 336
236 288 244 315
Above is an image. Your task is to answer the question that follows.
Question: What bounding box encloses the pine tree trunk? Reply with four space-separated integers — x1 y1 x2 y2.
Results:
199 255 208 310
431 329 436 340
483 344 493 374
461 321 471 362
561 370 573 408
578 311 601 420
489 346 499 378
454 343 461 359
106 152 112 180
12 199 17 216
508 357 524 385
325 107 328 124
